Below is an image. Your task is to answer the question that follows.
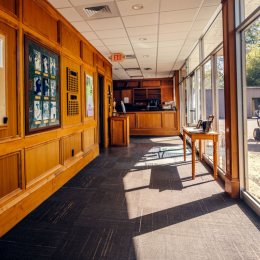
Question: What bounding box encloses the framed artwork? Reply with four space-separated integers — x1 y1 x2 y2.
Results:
86 74 94 117
25 36 61 135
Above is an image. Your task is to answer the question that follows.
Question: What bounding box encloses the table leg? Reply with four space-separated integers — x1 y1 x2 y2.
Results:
213 141 218 180
183 132 186 161
192 141 196 180
199 139 202 162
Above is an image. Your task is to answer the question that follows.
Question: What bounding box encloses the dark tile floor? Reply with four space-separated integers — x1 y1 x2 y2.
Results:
1 136 260 260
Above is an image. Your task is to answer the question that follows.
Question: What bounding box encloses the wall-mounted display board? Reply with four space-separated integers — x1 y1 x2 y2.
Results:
86 74 94 117
25 36 61 135
0 33 6 127
67 68 79 116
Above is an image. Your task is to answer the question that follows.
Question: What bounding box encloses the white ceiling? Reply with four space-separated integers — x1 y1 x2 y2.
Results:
48 0 221 79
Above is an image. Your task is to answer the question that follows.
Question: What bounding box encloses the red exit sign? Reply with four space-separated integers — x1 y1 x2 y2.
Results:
111 53 125 62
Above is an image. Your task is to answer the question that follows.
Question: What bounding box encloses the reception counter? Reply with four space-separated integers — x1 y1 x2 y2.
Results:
118 111 180 136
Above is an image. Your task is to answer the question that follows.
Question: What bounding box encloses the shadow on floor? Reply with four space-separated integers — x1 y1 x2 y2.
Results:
0 136 260 260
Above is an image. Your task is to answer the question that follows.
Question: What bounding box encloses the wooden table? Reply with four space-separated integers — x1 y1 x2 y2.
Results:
182 127 219 180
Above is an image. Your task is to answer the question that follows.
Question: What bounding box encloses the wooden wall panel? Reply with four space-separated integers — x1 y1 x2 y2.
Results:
61 24 80 57
63 132 82 163
138 113 162 129
161 87 174 103
82 43 94 67
23 0 57 42
0 21 17 139
0 151 20 199
62 56 82 126
127 113 136 129
25 139 61 185
0 0 16 15
84 127 95 151
164 113 177 129
0 0 112 237
142 80 160 87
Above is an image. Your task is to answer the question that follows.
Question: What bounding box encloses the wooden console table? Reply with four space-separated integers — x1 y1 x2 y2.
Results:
182 127 219 180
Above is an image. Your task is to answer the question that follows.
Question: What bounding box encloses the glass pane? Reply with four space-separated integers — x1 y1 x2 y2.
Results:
203 12 223 59
197 69 202 120
217 49 226 172
204 60 213 159
0 34 6 126
190 76 196 123
189 44 200 72
184 80 187 126
181 64 187 80
244 17 260 201
245 0 260 19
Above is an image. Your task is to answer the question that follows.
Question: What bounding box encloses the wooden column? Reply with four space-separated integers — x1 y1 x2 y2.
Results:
222 0 240 198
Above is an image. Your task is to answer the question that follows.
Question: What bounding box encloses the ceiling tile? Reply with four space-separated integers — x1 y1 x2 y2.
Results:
160 0 202 12
87 17 124 31
158 40 184 47
95 29 127 39
129 35 158 44
71 21 92 32
192 19 209 30
88 39 105 47
58 7 83 22
108 44 133 52
132 42 157 49
117 0 160 16
48 0 72 8
159 22 192 34
69 0 114 6
187 30 203 39
102 37 130 45
122 13 159 27
96 46 110 53
160 9 198 24
81 31 99 40
203 0 221 7
134 48 157 54
159 32 188 41
126 25 158 36
196 6 219 20
158 46 181 53
120 59 139 68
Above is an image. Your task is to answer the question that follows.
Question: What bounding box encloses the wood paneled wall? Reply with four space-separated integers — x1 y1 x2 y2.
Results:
0 0 112 237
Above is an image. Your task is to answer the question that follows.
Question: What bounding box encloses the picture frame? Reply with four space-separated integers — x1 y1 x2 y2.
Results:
196 119 203 129
25 35 61 135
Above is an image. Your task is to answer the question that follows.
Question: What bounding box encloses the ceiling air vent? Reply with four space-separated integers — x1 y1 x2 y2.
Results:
84 5 111 17
124 68 140 71
125 55 136 59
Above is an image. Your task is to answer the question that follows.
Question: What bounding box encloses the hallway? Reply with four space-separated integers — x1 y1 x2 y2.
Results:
1 136 260 260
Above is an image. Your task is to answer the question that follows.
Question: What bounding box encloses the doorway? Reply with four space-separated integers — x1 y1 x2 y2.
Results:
98 74 104 148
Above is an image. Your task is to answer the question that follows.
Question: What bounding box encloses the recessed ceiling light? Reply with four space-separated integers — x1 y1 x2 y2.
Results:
148 75 151 78
132 4 143 10
143 55 149 58
139 38 147 41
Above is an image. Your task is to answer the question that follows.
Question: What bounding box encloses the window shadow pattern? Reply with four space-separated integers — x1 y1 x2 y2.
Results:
0 137 260 259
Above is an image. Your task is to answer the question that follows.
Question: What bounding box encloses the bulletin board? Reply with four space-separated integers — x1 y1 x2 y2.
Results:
25 36 61 135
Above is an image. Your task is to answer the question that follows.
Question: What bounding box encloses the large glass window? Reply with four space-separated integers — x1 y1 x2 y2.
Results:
190 76 196 123
189 44 200 73
204 59 213 158
244 17 260 201
245 0 260 19
203 12 223 59
216 49 226 172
